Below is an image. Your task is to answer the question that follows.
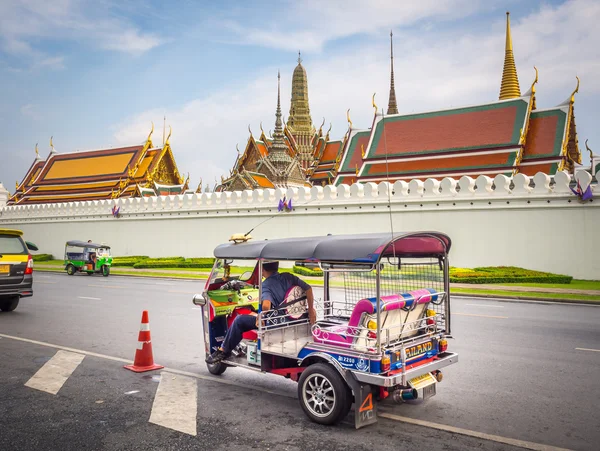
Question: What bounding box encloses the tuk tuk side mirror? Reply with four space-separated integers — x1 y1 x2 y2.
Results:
240 271 252 281
26 241 39 251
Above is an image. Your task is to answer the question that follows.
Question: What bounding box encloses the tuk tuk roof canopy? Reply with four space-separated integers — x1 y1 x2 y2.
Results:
214 232 451 263
66 240 110 249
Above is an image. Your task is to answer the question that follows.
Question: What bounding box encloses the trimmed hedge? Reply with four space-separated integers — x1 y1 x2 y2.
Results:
133 257 215 269
293 265 324 277
112 256 149 261
449 266 572 284
32 254 54 262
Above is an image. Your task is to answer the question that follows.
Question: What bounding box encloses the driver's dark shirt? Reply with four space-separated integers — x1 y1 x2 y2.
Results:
261 272 310 308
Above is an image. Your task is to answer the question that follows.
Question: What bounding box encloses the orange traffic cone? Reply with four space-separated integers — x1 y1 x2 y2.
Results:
124 310 164 373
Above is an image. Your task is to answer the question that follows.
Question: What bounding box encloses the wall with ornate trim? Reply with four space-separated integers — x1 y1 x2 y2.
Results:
1 171 598 280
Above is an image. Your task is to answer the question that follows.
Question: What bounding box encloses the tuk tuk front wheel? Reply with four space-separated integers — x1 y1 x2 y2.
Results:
206 361 227 375
298 363 351 425
66 264 76 275
102 265 110 277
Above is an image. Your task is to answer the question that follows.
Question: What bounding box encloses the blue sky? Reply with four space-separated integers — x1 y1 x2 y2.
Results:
1 0 598 192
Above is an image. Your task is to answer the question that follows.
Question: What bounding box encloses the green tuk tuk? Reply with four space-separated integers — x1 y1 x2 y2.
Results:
64 240 112 277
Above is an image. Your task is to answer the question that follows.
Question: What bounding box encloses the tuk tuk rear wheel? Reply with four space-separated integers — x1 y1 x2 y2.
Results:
102 265 110 277
298 363 351 425
206 361 227 375
66 264 76 275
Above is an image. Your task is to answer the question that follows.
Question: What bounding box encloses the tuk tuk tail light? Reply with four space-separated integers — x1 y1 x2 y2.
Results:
381 355 391 372
439 339 448 353
25 255 34 275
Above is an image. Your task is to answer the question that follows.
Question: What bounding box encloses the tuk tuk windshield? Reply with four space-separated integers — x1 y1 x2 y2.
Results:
206 259 258 291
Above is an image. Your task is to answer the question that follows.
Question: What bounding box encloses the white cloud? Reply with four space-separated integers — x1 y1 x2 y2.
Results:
0 0 162 69
20 103 41 120
113 0 600 183
220 0 487 52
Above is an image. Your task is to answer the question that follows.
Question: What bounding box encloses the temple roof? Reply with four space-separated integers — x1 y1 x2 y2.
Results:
9 133 184 205
345 95 532 182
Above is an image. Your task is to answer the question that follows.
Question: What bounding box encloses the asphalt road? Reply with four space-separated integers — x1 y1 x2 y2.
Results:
0 272 599 450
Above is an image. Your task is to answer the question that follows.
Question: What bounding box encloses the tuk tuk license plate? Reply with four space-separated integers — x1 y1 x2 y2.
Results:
0 264 9 274
408 373 437 390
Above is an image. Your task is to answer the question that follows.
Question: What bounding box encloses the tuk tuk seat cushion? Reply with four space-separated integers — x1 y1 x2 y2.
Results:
312 288 439 348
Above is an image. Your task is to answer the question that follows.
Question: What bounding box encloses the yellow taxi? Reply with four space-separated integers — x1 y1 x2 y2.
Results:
0 229 38 312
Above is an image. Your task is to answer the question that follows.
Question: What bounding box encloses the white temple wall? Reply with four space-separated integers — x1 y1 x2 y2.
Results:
1 171 598 280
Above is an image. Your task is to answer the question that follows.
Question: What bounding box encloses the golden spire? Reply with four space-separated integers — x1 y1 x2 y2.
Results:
499 12 521 100
346 109 353 129
387 31 398 114
35 143 39 158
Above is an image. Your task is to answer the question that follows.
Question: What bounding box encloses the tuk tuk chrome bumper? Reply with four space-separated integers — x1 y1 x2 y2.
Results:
352 352 458 387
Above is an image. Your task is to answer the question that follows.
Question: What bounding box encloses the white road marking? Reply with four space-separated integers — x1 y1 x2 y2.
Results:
575 347 600 353
24 350 85 395
465 304 505 308
454 312 508 319
149 372 197 436
124 390 140 395
78 296 101 301
88 284 125 289
3 332 570 448
379 412 571 451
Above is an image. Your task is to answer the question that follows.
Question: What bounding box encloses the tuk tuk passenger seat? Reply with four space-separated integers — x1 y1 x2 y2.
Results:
312 288 440 349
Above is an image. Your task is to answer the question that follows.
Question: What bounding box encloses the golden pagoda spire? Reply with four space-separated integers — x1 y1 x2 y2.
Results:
499 12 521 100
387 31 398 114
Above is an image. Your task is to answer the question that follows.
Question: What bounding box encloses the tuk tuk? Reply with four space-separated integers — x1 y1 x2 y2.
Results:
64 240 112 276
192 232 458 428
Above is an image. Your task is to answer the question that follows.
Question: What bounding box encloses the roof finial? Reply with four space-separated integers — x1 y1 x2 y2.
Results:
298 50 302 64
585 139 593 160
165 125 172 146
49 136 57 154
372 92 378 116
35 143 39 157
570 75 580 103
346 109 353 129
387 30 399 114
499 12 521 100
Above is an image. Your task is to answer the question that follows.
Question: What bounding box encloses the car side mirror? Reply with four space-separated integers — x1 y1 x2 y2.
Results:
26 241 39 251
240 271 252 281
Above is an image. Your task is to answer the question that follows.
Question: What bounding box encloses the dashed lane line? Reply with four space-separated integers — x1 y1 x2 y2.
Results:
78 296 101 300
453 312 509 319
575 347 600 352
378 412 572 451
25 350 85 395
149 372 198 436
88 284 126 289
1 332 571 449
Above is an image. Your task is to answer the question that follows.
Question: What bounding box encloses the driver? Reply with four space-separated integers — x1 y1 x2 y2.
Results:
206 261 316 364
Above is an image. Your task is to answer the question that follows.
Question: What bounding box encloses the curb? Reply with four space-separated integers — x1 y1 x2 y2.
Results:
451 292 600 306
34 268 600 305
